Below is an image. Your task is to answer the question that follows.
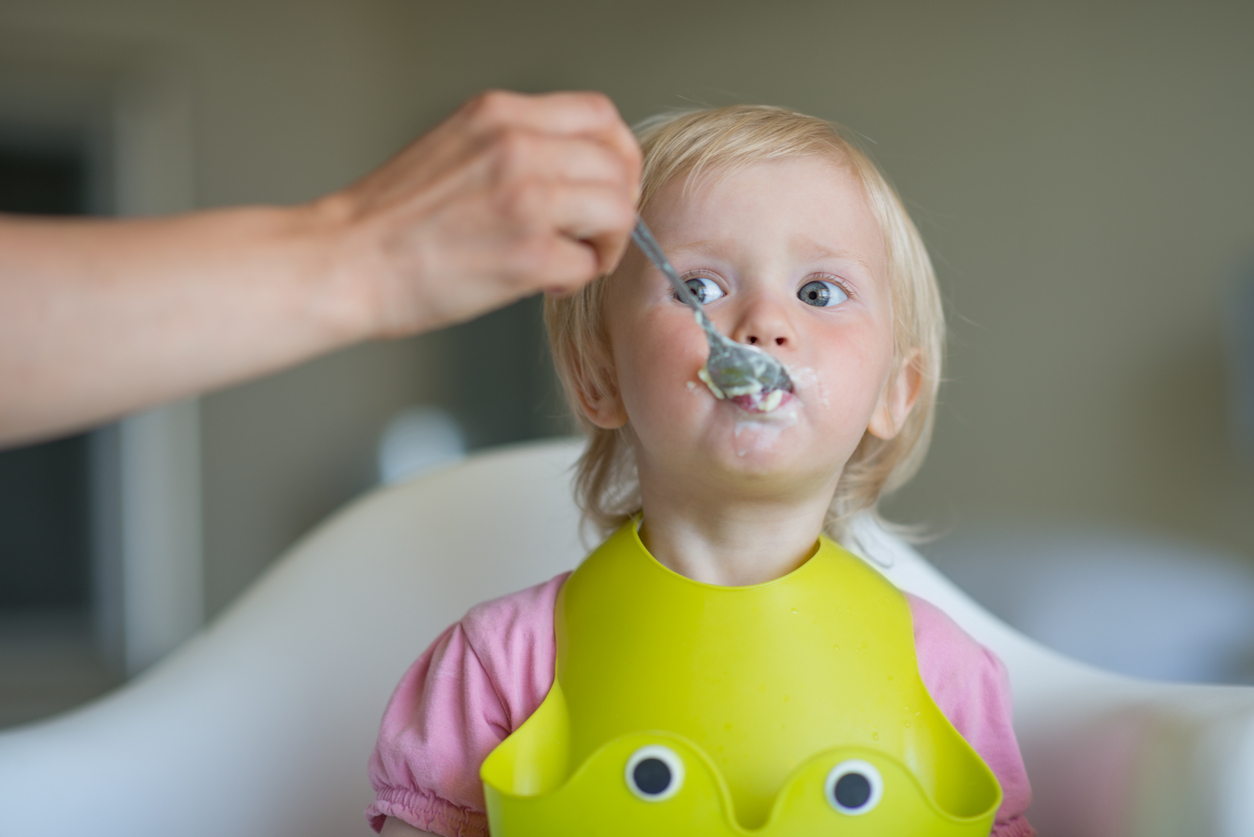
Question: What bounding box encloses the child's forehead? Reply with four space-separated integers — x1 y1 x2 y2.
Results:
651 157 869 221
662 232 879 276
672 151 848 186
645 157 884 263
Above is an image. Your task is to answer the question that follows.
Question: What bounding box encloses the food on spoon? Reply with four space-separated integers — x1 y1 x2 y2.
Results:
699 365 786 413
697 366 727 400
698 365 765 399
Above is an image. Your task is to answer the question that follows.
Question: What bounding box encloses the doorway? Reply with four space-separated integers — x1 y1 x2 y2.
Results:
0 132 124 727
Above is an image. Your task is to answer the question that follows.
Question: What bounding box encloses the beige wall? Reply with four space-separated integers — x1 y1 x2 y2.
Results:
3 0 1252 616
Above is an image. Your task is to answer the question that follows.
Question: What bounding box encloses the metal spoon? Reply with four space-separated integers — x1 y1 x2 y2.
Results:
631 217 793 400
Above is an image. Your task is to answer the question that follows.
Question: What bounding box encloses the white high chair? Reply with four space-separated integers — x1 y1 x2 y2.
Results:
0 438 1251 837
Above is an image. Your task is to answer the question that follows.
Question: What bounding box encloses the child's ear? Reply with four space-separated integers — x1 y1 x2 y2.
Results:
571 356 628 430
867 350 923 441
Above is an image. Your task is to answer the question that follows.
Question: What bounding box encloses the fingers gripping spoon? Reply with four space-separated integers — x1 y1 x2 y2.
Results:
630 218 794 410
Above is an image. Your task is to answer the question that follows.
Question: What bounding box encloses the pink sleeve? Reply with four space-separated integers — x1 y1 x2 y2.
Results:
909 595 1036 837
365 573 568 836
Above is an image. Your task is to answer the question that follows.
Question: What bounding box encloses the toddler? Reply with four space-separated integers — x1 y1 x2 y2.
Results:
366 105 1034 836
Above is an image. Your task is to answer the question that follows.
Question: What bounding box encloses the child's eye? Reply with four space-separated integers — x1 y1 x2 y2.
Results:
678 275 725 305
798 279 848 308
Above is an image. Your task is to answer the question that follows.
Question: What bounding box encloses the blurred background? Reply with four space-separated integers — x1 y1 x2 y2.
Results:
1 0 1252 726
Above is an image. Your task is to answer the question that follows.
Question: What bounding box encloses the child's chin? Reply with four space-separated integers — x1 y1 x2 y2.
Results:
712 447 815 490
720 409 804 468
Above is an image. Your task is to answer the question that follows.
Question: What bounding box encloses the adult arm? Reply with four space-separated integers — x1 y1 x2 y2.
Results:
0 90 639 446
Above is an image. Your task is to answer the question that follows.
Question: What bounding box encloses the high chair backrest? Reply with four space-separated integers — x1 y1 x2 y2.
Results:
0 438 1251 837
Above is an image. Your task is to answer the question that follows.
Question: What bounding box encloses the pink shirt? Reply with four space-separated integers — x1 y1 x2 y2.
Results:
367 573 1035 837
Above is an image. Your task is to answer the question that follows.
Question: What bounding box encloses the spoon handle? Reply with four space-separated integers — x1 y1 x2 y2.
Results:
630 217 792 396
631 218 716 332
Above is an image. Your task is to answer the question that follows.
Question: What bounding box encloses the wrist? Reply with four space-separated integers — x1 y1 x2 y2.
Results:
296 191 389 345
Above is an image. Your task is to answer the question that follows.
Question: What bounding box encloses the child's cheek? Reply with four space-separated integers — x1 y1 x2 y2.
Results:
788 366 829 408
615 337 703 432
640 313 709 384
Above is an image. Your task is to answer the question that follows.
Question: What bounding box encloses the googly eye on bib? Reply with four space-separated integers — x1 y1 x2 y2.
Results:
625 745 684 801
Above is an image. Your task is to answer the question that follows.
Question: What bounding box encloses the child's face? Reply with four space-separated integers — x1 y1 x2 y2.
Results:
585 156 914 506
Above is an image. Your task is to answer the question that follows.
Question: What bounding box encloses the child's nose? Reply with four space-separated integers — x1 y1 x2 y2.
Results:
730 297 795 350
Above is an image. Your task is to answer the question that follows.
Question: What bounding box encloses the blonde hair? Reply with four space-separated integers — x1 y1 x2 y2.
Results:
545 105 944 540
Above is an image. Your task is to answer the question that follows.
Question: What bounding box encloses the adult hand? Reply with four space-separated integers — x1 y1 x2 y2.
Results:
0 90 641 446
325 89 641 337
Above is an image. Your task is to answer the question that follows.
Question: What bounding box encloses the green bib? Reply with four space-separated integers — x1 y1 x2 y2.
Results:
481 521 1001 835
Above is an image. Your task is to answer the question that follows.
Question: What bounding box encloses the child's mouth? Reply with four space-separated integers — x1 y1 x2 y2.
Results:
730 388 790 413
697 364 793 414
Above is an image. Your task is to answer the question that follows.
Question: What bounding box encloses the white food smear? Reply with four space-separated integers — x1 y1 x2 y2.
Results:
788 365 828 407
731 400 800 457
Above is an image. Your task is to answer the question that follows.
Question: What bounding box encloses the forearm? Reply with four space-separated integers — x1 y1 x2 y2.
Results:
0 91 639 446
0 200 369 445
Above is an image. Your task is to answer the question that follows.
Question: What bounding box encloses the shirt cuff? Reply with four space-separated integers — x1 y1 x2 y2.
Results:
993 815 1037 837
366 786 488 837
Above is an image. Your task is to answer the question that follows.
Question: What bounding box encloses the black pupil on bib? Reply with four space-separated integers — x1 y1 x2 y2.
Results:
633 758 672 795
834 772 872 809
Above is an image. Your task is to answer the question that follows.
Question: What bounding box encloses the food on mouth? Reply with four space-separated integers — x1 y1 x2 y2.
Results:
732 388 786 413
698 365 787 413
